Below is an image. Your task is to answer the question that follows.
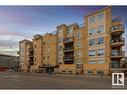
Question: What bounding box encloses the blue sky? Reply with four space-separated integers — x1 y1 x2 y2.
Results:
0 6 126 56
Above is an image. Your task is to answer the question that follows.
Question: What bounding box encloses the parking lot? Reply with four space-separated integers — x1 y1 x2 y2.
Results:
0 72 125 89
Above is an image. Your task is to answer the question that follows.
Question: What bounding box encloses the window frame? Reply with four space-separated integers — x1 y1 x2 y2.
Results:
97 12 104 21
89 16 96 24
89 28 96 35
88 60 96 64
98 60 104 64
97 49 105 56
89 50 96 56
98 37 104 44
97 25 104 33
89 39 96 46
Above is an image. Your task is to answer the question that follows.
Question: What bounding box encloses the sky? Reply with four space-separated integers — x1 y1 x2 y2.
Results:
0 6 127 56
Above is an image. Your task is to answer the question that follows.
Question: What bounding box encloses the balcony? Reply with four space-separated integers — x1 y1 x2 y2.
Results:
110 62 127 71
110 25 124 35
29 53 34 57
111 51 125 58
29 47 34 51
29 60 34 65
63 47 73 52
64 57 74 62
110 38 125 47
63 37 73 43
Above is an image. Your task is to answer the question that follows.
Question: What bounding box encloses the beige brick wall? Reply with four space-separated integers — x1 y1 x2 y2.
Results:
84 7 112 75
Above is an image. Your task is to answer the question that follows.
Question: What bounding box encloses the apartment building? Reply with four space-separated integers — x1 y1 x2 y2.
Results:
84 7 125 75
20 33 57 73
19 6 126 75
42 33 57 73
29 34 43 72
57 23 85 74
19 39 32 72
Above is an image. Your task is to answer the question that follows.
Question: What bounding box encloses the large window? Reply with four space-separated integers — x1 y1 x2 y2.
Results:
89 60 96 64
98 12 104 21
98 60 104 64
89 16 96 24
97 25 104 33
89 50 96 56
97 49 104 56
98 37 104 44
89 39 96 46
89 28 96 35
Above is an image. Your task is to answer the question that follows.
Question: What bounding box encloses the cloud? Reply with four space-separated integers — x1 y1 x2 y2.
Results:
0 35 21 56
0 26 27 37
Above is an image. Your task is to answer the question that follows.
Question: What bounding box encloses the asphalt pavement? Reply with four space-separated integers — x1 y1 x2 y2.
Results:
0 72 125 89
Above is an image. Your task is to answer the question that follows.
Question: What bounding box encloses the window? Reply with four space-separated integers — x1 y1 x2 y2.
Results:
75 51 81 57
89 16 96 24
58 29 63 37
76 33 82 39
111 50 118 56
58 37 63 43
98 37 104 44
98 12 104 21
97 71 104 76
97 49 104 56
58 46 62 51
89 60 96 64
111 26 119 31
98 60 104 64
89 28 96 35
89 50 96 56
67 28 73 36
75 60 82 64
87 70 93 75
97 25 104 33
89 39 96 46
76 41 81 48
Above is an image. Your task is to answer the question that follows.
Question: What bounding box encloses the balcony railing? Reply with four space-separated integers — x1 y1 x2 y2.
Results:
110 38 125 47
63 37 73 43
64 57 74 61
63 47 73 52
29 54 34 57
111 25 124 34
111 51 125 58
29 47 34 51
29 60 34 65
110 62 127 70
